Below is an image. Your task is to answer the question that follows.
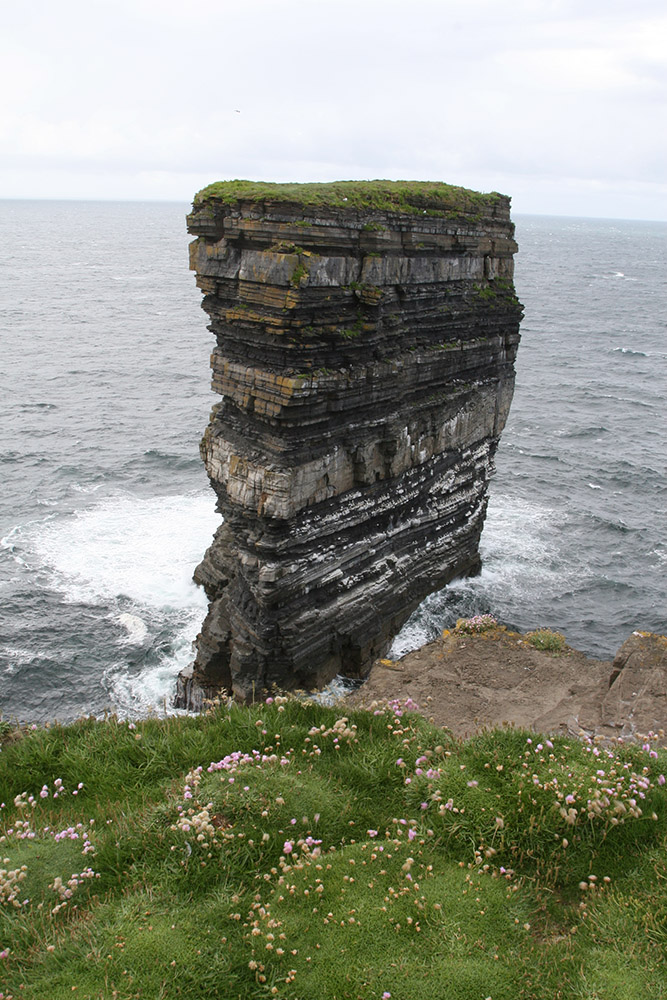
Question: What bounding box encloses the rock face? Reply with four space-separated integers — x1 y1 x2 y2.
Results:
176 181 523 708
598 631 667 738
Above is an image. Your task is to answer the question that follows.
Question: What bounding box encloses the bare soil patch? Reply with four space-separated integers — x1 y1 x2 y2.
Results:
346 628 667 741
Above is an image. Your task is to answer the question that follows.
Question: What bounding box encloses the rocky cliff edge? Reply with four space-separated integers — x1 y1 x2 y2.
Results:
348 629 667 741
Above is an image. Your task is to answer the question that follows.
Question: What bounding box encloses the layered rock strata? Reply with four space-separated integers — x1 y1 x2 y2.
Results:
176 180 523 707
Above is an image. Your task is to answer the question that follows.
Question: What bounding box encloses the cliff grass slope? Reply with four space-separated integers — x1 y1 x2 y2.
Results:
1 703 666 998
178 180 523 707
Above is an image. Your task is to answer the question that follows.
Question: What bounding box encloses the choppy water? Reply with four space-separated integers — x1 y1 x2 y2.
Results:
1 202 665 721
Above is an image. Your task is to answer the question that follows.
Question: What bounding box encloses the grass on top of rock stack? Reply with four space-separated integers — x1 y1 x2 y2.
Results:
192 179 505 218
0 697 666 1000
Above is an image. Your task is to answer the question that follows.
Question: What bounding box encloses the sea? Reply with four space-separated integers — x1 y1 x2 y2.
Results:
1 201 665 723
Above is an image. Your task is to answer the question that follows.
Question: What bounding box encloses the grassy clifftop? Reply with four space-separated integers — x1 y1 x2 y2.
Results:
0 698 666 999
193 179 507 216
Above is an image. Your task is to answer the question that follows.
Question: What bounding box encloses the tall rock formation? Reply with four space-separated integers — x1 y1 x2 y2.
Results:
176 180 523 707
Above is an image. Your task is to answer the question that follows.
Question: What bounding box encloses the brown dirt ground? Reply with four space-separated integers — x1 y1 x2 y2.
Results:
346 627 667 742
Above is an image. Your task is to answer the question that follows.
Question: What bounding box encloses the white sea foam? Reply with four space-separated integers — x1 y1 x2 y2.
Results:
2 521 51 569
312 676 361 707
32 492 217 608
4 492 218 718
469 493 569 596
104 610 202 717
0 644 48 676
71 483 102 493
117 612 149 644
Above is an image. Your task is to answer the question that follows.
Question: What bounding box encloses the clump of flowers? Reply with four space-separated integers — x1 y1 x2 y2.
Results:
1 819 96 859
172 805 217 842
49 867 99 915
206 750 290 775
0 860 27 909
308 718 358 744
11 778 83 811
455 615 498 634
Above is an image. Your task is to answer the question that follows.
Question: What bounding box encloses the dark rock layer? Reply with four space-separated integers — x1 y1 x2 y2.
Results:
175 181 523 707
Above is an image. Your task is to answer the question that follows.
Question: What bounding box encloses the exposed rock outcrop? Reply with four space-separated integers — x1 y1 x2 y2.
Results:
176 181 523 708
598 631 667 738
348 628 667 742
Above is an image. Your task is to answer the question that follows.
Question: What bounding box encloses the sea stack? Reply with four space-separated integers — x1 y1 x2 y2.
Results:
176 180 523 707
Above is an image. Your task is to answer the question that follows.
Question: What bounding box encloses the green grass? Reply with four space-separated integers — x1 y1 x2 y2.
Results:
1 699 666 999
525 628 568 653
192 179 506 218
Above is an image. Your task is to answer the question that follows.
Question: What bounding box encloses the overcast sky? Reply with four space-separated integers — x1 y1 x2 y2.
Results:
2 0 666 219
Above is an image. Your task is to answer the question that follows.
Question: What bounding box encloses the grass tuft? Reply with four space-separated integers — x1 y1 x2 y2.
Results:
525 628 568 653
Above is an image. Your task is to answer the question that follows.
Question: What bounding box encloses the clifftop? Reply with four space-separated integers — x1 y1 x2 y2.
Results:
192 178 510 220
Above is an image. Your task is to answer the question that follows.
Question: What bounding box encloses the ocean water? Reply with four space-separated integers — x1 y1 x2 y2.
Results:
393 215 667 659
1 202 665 722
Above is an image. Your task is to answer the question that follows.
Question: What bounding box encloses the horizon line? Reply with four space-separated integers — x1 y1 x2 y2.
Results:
0 196 665 226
